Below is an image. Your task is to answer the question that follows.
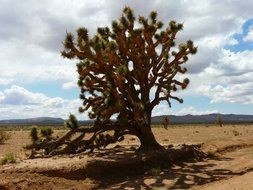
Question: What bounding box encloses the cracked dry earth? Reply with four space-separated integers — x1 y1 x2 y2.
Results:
0 125 253 190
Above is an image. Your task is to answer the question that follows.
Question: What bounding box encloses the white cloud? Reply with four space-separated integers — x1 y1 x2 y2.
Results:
243 24 253 42
1 0 253 118
0 85 48 105
62 81 78 90
0 85 86 119
0 41 77 84
152 103 218 116
192 49 253 104
176 106 218 115
197 83 253 104
218 49 253 73
152 103 171 116
1 0 252 82
0 78 12 85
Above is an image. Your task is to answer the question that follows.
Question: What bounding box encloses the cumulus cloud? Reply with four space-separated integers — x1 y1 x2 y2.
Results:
243 24 253 42
0 85 48 105
152 103 171 116
197 83 253 104
176 106 218 115
1 0 253 118
152 103 218 116
1 1 253 82
0 78 12 85
192 48 253 104
0 85 85 119
62 81 78 90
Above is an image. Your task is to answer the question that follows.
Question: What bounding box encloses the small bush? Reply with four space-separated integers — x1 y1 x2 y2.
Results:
232 130 239 136
149 167 161 175
23 143 33 150
64 114 79 130
0 153 16 165
0 130 10 144
162 116 169 130
215 116 223 127
30 127 38 142
40 127 53 138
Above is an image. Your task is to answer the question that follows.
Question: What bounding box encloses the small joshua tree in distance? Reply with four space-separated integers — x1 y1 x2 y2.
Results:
215 115 223 127
162 116 169 130
30 7 197 155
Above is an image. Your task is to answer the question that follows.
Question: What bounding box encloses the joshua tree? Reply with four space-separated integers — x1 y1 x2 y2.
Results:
162 116 169 130
30 7 197 156
215 115 223 127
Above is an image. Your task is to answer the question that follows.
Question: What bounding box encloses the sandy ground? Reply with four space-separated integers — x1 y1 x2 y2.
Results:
0 124 253 189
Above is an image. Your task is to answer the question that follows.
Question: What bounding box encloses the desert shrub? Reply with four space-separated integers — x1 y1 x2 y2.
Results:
30 127 38 142
215 116 223 127
149 167 161 175
40 127 53 138
232 130 239 136
0 153 16 165
162 116 169 130
23 143 33 150
0 130 10 144
64 114 79 130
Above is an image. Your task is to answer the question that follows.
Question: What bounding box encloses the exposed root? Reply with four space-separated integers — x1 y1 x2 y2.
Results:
215 143 253 155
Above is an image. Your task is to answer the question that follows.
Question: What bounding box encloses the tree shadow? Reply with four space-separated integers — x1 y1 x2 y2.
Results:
95 157 253 190
87 145 139 160
37 145 251 189
0 185 8 190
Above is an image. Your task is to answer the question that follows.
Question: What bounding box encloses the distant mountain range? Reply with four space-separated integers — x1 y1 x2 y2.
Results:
0 114 253 126
152 114 253 124
0 117 65 126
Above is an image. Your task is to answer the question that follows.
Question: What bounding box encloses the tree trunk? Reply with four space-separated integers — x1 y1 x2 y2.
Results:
137 126 165 152
136 110 165 152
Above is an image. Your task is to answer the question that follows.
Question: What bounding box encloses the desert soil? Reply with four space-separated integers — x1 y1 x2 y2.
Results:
0 124 253 189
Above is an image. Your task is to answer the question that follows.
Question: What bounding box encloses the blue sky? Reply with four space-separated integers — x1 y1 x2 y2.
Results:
0 0 253 119
226 19 253 52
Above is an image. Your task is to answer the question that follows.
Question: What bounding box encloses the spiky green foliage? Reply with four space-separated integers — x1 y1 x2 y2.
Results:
162 116 169 130
40 127 53 138
64 114 79 130
0 153 16 165
30 127 38 142
61 7 196 120
0 130 10 144
215 116 223 127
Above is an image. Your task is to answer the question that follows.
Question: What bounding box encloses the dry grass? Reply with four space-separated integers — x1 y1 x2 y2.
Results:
0 130 10 144
0 153 16 165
